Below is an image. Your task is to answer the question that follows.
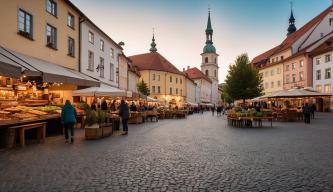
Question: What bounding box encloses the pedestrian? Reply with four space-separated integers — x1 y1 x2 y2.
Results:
91 101 97 111
101 99 108 111
310 104 316 119
119 99 129 135
130 102 137 111
61 100 77 143
211 105 215 116
302 103 311 124
216 106 221 116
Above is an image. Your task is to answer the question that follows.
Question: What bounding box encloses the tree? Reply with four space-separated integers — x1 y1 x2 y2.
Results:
137 79 150 96
221 86 233 104
224 53 263 104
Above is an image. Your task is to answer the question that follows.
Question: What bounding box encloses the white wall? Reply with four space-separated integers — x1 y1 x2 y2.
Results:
186 79 196 104
80 21 122 87
194 79 212 103
313 50 333 92
128 71 139 92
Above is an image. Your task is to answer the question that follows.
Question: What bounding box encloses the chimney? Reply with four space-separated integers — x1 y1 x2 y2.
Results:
187 66 190 70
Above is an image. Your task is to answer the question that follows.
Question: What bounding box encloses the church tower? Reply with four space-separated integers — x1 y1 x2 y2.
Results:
287 3 297 36
201 9 219 105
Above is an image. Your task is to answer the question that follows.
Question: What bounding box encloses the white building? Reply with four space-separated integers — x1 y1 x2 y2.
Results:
311 35 333 111
185 76 196 105
80 19 123 87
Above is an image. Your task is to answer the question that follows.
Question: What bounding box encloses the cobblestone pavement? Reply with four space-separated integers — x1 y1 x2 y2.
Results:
1 112 333 192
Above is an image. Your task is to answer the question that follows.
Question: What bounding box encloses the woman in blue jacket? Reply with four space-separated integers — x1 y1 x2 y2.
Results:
61 100 77 143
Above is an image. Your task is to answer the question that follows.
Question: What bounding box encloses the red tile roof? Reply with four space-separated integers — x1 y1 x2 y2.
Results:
252 5 332 65
309 36 333 57
184 67 212 83
129 52 183 75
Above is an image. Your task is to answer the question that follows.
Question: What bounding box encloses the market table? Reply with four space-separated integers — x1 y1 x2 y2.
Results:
227 116 273 128
9 122 46 147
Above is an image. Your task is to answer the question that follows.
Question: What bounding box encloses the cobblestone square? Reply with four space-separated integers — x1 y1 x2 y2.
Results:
0 112 333 192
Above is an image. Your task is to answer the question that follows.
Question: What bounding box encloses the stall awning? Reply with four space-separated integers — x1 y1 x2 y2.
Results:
0 52 22 78
267 88 331 98
186 102 198 107
0 47 99 87
147 96 160 102
72 84 128 97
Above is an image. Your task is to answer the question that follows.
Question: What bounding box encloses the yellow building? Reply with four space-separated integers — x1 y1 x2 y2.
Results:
258 63 284 94
0 0 82 70
129 35 186 106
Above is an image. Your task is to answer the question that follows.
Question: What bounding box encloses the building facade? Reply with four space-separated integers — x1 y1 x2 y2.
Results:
259 63 284 94
185 75 196 105
0 0 82 69
129 35 186 107
185 67 212 104
119 54 129 90
127 64 140 93
80 19 123 87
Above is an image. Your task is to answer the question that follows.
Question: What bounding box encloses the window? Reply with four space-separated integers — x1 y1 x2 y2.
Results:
214 58 217 63
286 74 290 83
299 71 304 81
325 68 331 79
286 65 290 71
180 79 182 84
324 84 331 93
152 74 155 80
315 85 322 92
176 88 178 95
271 82 274 88
110 48 114 58
277 80 281 87
270 70 274 76
292 74 296 83
100 40 104 51
158 75 160 81
88 31 94 44
88 51 94 71
214 70 217 77
18 9 33 39
277 67 281 74
299 61 304 68
170 87 172 94
272 58 275 63
67 37 75 57
316 70 321 80
316 58 321 65
46 24 57 49
116 67 119 83
265 82 268 89
67 13 74 28
281 56 284 60
110 63 114 81
325 54 331 63
170 76 172 83
157 86 161 93
205 70 209 76
205 57 208 63
180 89 182 96
176 78 178 84
99 57 104 78
46 0 57 16
292 63 295 70
152 86 155 93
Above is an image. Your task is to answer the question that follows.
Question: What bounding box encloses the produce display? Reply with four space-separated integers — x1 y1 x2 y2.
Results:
228 108 273 118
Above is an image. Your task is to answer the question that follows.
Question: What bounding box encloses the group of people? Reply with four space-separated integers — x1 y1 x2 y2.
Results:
61 99 131 143
302 103 316 124
211 105 226 116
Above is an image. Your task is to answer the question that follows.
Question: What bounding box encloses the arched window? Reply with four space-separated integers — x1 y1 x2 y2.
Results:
205 57 208 63
214 70 217 77
205 70 209 76
215 58 217 64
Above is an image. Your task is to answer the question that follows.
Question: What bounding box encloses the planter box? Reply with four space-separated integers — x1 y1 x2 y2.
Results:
102 125 113 137
85 124 102 140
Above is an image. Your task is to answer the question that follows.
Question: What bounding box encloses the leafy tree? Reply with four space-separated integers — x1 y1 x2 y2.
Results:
224 53 263 104
221 86 233 104
137 79 150 96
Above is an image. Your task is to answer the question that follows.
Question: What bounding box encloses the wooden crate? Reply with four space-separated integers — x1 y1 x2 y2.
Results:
85 125 102 140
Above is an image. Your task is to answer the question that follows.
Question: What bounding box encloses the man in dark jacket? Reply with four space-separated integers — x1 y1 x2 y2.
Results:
61 100 77 143
119 99 129 135
303 103 311 124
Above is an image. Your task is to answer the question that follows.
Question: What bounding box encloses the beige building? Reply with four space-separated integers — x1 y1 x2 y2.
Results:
119 54 129 90
258 63 284 94
0 0 82 70
127 63 140 93
129 35 186 106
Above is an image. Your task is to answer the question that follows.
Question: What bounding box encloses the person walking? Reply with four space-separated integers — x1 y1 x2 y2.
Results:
101 99 108 111
119 99 129 135
310 104 316 119
211 105 215 116
302 103 311 124
61 100 77 143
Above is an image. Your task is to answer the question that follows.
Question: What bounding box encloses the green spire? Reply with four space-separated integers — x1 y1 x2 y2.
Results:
150 29 157 52
205 8 213 34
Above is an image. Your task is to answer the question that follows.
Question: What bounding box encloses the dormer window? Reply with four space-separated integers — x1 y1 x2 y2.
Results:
205 57 208 63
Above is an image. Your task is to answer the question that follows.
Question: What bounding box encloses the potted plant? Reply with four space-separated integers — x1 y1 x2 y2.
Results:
84 108 103 139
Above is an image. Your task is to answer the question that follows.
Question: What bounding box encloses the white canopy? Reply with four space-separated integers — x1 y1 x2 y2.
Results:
186 102 198 107
268 88 331 98
147 96 160 102
73 84 128 97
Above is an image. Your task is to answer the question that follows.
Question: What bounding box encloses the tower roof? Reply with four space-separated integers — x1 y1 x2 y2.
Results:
203 43 216 53
184 67 212 83
205 10 213 34
287 7 297 35
149 32 157 52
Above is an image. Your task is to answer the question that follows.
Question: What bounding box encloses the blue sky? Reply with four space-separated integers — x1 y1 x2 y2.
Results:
71 0 331 82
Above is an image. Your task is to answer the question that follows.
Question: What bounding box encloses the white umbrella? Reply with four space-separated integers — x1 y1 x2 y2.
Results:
73 84 127 97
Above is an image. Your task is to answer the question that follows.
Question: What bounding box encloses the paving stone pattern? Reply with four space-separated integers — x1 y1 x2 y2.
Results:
0 112 333 192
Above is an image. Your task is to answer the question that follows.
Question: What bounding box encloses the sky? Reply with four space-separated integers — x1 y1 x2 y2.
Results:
71 0 331 83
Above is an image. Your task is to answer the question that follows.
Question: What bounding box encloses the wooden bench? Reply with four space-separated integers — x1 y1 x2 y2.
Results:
10 122 47 147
